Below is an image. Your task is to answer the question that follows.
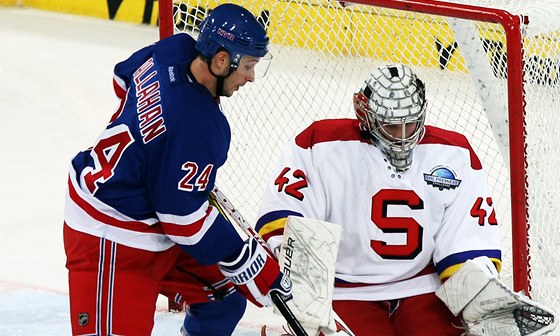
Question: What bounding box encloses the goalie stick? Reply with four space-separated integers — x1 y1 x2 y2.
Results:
209 187 309 336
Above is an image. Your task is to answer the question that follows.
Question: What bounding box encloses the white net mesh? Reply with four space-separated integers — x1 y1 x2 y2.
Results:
168 0 560 321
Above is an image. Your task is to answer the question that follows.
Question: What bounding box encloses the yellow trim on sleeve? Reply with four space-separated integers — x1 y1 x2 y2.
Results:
439 258 502 281
258 217 288 237
439 263 464 281
492 258 502 273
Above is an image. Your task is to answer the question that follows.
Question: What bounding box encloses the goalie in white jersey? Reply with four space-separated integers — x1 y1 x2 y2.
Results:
256 64 557 335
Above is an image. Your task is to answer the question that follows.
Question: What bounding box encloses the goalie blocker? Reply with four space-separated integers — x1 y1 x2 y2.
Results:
436 257 557 336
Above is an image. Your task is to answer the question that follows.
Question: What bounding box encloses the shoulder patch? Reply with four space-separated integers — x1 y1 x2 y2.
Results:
424 165 462 190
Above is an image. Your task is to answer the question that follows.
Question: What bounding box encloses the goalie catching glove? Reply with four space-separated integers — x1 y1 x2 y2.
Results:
219 237 293 307
436 257 557 336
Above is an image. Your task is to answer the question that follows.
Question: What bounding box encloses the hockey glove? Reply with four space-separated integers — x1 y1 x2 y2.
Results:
436 257 558 336
219 237 293 307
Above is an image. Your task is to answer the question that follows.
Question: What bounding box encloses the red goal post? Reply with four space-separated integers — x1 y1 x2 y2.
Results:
158 0 560 314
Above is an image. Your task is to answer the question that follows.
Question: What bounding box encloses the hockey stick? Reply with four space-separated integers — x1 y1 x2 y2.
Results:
209 187 309 336
210 187 272 255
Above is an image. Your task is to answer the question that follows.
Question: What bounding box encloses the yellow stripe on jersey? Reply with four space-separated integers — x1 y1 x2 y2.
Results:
439 258 502 281
258 217 288 237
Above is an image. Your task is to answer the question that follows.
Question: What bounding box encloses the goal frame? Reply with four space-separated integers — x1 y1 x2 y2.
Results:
157 0 531 295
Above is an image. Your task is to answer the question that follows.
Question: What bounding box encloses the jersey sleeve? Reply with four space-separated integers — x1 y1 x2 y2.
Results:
432 147 502 280
256 136 327 243
113 44 157 99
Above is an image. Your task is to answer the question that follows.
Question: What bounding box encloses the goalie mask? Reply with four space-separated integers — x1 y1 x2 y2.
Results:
354 64 427 172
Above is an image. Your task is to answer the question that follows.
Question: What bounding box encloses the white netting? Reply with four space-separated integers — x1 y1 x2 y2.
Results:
168 0 560 324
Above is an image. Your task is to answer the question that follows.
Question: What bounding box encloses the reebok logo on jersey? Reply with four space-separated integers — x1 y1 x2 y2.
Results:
424 166 461 190
168 66 177 83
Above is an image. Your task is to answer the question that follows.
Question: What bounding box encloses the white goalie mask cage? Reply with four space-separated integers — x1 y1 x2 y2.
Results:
354 64 427 172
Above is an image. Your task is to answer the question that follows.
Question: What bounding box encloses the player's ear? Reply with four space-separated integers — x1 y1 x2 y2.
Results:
212 50 231 76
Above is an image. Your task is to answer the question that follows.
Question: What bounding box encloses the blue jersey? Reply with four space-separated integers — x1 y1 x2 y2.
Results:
64 33 243 264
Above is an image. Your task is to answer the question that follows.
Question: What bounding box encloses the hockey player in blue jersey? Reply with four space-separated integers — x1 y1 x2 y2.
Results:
63 4 291 335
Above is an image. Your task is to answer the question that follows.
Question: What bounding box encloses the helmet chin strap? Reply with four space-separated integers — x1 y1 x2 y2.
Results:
206 59 235 97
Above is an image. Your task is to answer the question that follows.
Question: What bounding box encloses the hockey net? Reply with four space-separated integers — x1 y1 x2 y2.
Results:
159 0 560 319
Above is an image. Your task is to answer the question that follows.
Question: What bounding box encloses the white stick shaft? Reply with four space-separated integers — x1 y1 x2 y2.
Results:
210 187 273 257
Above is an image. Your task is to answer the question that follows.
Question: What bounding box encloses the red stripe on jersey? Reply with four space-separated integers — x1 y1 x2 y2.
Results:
160 207 212 237
420 126 482 170
113 78 127 99
109 96 127 124
261 228 284 243
68 177 163 234
295 119 367 149
335 263 437 288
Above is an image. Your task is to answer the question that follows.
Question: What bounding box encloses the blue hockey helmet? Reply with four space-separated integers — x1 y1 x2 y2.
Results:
196 4 269 70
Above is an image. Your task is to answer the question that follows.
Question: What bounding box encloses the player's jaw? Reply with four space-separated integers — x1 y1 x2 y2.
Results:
222 71 254 97
222 56 259 97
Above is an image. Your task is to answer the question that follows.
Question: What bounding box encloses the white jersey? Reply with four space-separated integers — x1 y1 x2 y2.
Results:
256 119 501 301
